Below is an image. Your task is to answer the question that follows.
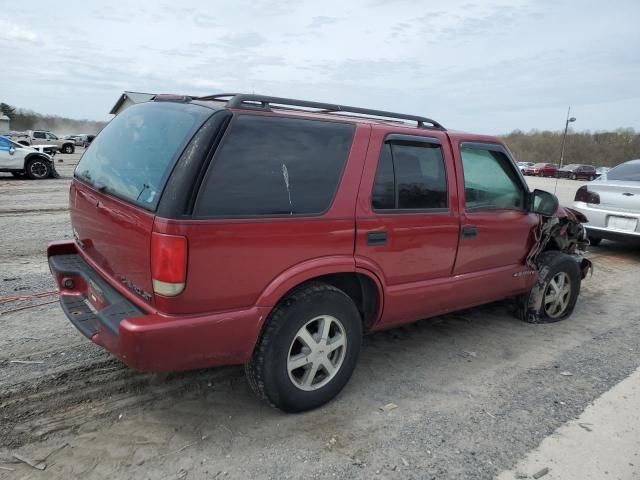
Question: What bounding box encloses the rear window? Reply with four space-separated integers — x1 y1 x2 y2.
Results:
194 115 355 217
606 161 640 181
75 102 212 209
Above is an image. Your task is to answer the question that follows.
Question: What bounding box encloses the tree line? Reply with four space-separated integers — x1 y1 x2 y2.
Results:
501 128 640 168
1 102 107 135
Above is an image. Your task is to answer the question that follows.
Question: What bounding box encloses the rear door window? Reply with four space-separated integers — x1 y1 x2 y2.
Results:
372 139 447 211
75 102 213 209
194 115 355 217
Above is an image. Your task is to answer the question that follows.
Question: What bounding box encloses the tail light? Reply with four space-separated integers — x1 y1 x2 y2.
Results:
574 186 600 204
151 232 187 296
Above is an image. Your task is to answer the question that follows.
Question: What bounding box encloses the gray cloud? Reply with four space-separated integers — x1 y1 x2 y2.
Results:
0 0 638 134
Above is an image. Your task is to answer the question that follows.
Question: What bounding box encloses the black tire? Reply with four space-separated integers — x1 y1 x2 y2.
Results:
18 141 30 147
246 282 362 412
25 157 52 180
571 173 577 180
62 144 75 154
589 236 602 246
517 251 581 324
588 175 594 181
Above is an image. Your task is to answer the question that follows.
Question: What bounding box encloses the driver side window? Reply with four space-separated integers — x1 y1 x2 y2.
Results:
460 145 525 211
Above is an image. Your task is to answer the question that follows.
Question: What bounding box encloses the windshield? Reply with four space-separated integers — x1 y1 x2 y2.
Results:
75 101 212 209
1 136 25 149
605 161 640 181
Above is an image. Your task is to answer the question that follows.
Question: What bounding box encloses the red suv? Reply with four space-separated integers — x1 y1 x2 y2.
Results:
526 162 559 177
48 94 591 412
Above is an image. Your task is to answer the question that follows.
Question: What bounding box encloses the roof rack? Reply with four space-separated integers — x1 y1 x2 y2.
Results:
197 93 444 130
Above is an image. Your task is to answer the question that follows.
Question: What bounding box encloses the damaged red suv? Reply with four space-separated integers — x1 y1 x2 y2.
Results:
48 94 591 412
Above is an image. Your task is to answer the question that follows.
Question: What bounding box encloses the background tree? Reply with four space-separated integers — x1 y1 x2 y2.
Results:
501 128 640 168
0 103 17 121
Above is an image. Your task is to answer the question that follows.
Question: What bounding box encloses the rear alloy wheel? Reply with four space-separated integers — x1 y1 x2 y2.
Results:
62 144 74 154
517 251 581 323
246 282 362 412
588 175 595 181
571 173 577 180
287 315 347 391
26 158 51 180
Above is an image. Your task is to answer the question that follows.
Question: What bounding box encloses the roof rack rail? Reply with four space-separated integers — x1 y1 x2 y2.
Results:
199 93 444 130
196 93 241 101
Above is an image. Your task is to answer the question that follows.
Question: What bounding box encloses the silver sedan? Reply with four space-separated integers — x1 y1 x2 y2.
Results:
572 159 640 244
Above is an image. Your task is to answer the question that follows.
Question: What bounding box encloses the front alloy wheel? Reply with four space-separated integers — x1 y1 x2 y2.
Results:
543 272 571 318
517 251 581 323
26 158 51 180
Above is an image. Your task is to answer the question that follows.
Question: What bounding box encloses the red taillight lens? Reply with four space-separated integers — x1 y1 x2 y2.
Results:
574 186 600 204
151 232 187 296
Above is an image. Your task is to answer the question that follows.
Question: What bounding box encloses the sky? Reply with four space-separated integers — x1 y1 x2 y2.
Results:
1 0 638 134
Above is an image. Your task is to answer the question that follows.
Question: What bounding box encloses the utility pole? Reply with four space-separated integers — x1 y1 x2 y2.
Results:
559 107 576 168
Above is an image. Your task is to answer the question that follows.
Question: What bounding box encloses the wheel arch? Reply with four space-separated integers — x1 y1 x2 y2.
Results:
24 152 52 167
255 257 384 332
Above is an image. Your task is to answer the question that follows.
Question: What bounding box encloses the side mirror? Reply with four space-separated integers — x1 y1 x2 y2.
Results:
8 146 15 156
530 189 559 216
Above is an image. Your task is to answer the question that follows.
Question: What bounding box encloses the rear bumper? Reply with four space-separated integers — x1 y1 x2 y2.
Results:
572 203 640 240
48 241 268 372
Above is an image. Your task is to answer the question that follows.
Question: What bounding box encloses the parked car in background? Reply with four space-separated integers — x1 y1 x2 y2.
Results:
77 134 95 148
47 93 591 412
526 162 559 177
64 135 85 146
10 130 76 154
573 159 640 245
556 164 597 181
518 162 535 174
0 136 58 179
596 166 610 177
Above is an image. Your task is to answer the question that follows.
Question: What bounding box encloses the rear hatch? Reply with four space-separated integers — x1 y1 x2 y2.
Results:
70 101 214 308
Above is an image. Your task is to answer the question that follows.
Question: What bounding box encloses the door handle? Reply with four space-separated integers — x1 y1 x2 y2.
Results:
367 231 388 246
462 225 478 239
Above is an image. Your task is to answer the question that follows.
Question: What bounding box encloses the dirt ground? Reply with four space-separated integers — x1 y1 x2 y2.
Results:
1 155 639 479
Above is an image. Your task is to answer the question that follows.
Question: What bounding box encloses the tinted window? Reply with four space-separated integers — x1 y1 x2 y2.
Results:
372 144 395 209
606 161 640 181
372 140 448 210
461 146 525 210
75 102 212 209
0 137 10 149
33 132 45 139
195 115 355 216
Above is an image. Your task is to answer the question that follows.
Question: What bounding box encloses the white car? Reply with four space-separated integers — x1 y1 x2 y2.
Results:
0 135 58 179
573 159 640 244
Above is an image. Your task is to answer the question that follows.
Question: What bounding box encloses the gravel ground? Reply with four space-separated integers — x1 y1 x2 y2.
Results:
0 159 638 479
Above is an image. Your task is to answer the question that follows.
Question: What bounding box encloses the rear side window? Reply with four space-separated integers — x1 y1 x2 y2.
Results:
75 102 212 209
460 145 525 210
372 140 448 210
194 115 355 217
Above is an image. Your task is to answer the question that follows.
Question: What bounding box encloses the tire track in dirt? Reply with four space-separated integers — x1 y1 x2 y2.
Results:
0 357 243 449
